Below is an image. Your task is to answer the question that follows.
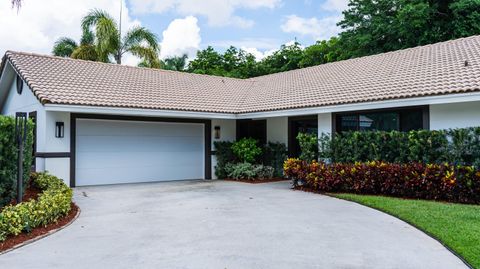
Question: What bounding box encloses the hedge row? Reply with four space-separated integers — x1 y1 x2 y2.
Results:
0 115 34 208
0 173 73 241
284 159 480 204
318 127 480 167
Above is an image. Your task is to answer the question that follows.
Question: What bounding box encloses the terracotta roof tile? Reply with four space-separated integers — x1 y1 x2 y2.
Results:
3 35 480 114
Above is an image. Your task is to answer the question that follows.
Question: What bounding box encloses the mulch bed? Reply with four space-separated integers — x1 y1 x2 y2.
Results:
0 203 79 253
223 178 289 184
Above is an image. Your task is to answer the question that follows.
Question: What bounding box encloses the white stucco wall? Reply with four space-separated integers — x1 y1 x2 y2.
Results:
44 111 70 152
45 158 70 185
267 116 288 145
211 119 236 179
430 101 480 130
318 113 332 136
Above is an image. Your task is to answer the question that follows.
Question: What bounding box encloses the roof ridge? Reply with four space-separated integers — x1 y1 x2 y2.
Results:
4 50 247 82
246 35 480 81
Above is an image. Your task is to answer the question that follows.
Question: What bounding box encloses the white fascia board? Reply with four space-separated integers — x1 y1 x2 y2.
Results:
44 104 237 119
44 91 480 120
237 92 480 119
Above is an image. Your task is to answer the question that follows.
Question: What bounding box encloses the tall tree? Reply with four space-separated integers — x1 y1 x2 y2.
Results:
163 54 188 71
53 30 98 61
337 0 480 58
11 0 21 9
299 37 343 68
81 9 160 65
259 42 304 74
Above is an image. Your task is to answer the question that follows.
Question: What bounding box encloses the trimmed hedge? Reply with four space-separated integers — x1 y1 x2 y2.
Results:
0 172 73 241
284 159 480 204
318 127 480 167
0 115 34 207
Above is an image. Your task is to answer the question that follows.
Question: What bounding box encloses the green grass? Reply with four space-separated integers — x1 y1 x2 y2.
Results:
331 193 480 268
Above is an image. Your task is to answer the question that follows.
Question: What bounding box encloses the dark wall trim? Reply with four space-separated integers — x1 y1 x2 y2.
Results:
70 113 212 187
36 152 71 158
331 105 430 133
28 111 37 171
422 106 430 130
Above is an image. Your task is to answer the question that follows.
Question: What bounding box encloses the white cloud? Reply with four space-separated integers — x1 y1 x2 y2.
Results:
160 16 201 59
0 0 140 62
129 0 281 28
321 0 349 12
281 14 341 41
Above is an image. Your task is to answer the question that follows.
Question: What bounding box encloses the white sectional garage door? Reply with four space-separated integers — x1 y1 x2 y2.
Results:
75 119 205 186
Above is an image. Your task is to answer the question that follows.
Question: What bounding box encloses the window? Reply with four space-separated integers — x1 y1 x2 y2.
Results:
236 119 267 145
335 107 427 133
288 115 318 157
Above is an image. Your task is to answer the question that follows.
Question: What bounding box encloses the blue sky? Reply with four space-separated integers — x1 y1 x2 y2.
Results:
131 0 344 49
0 0 348 63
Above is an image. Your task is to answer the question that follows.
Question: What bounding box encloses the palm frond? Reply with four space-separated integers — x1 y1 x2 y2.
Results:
122 26 159 54
129 45 161 68
164 54 188 71
52 37 78 57
81 9 119 62
80 29 95 46
11 0 21 9
71 44 98 61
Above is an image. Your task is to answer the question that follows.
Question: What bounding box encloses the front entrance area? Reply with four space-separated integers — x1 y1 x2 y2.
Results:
74 118 206 186
288 115 318 157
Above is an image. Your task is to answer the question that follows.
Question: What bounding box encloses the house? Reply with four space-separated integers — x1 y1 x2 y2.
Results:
1 36 480 187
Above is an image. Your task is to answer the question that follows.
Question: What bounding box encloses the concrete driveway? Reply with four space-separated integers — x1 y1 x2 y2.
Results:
0 180 467 269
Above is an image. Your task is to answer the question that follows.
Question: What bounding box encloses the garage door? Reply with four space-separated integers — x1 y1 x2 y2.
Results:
75 119 205 186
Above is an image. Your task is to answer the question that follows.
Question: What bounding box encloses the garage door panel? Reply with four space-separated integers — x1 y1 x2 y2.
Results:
77 120 202 136
77 136 203 153
76 151 201 169
76 119 205 186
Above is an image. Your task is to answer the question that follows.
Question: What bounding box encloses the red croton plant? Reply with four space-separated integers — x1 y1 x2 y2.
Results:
284 158 480 204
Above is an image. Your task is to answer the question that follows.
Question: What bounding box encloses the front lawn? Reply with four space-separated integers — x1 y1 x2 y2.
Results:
332 194 480 268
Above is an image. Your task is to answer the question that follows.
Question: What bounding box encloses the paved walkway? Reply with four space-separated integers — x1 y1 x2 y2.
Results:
0 180 467 269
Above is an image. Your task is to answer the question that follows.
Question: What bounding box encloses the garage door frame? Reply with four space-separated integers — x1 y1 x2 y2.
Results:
70 113 212 187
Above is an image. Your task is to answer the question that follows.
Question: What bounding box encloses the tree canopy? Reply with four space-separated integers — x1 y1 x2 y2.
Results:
186 0 480 79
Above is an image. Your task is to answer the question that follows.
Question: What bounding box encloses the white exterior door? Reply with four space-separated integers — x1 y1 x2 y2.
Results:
75 119 205 186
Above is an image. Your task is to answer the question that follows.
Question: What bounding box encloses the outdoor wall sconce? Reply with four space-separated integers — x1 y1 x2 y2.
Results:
55 122 64 138
214 126 221 139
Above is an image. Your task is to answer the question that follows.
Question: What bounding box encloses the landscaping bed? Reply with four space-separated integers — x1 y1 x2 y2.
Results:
0 203 78 253
0 172 76 251
331 193 480 269
223 177 288 184
284 159 480 204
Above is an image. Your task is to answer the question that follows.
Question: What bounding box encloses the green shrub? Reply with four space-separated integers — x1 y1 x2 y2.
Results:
226 162 275 180
0 115 34 208
0 172 73 241
213 141 236 179
297 132 318 162
231 138 262 163
253 165 275 179
319 127 480 167
262 142 287 177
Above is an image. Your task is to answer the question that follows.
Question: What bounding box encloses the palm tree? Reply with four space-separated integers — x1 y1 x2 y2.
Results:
81 9 160 65
52 30 98 61
163 54 188 71
11 0 21 9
